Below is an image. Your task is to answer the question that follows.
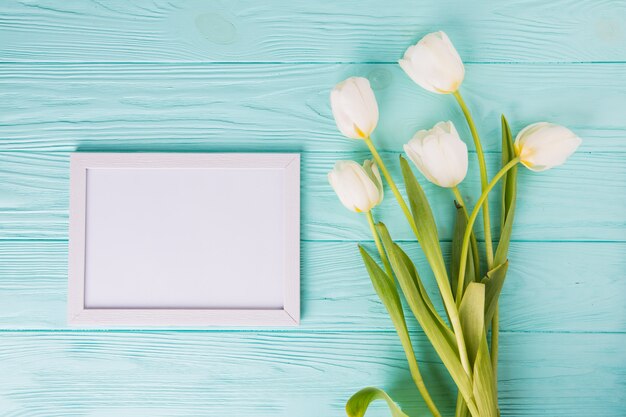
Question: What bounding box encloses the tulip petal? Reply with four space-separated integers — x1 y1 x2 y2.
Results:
328 160 382 212
362 160 384 204
330 77 379 139
515 122 582 171
404 121 468 188
399 31 465 94
330 88 359 138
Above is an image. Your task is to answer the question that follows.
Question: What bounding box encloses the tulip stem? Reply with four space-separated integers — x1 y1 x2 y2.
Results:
363 137 418 238
452 186 481 292
364 136 474 384
366 211 393 278
453 91 495 269
457 157 520 303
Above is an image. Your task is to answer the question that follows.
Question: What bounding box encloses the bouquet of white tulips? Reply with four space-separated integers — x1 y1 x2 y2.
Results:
328 32 581 417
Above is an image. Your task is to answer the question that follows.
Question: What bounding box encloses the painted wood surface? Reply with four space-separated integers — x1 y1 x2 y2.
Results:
1 240 624 332
1 331 625 417
1 63 625 152
1 0 625 416
1 0 625 63
0 152 624 241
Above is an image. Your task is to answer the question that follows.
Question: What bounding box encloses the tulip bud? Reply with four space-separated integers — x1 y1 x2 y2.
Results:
404 121 468 188
514 122 582 172
399 31 465 94
330 77 379 139
328 160 384 212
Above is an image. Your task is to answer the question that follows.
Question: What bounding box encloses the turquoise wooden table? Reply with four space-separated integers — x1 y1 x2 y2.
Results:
1 1 625 416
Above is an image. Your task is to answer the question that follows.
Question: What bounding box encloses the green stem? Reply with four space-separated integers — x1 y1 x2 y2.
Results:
452 186 481 287
365 211 443 417
366 211 393 278
363 137 418 238
364 136 473 380
453 91 494 269
457 157 520 301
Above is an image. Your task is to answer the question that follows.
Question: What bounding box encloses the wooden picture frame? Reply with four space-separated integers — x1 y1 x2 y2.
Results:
68 153 300 327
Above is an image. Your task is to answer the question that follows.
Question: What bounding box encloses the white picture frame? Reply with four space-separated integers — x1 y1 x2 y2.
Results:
68 153 300 327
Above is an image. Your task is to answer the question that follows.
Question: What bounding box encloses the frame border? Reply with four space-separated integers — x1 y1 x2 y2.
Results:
68 153 300 327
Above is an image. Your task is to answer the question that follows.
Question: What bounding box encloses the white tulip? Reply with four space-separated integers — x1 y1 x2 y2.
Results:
399 31 465 94
328 160 383 212
514 122 582 172
404 121 468 188
330 77 379 139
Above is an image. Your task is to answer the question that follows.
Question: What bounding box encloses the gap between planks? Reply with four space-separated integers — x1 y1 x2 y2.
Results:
1 61 626 65
0 329 623 334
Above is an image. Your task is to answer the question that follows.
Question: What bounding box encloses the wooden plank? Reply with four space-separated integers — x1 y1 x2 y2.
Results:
0 331 624 416
1 0 625 63
0 151 623 241
1 240 624 332
1 63 625 152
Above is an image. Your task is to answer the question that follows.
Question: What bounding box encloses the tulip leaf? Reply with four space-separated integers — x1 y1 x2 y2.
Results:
496 115 518 266
375 222 475 407
346 386 409 417
459 282 485 366
358 245 407 335
451 203 476 300
501 115 517 222
377 223 453 341
454 393 471 417
473 333 498 417
358 244 425 383
396 243 442 326
481 261 509 324
501 114 512 225
495 186 516 267
399 156 452 302
494 203 515 267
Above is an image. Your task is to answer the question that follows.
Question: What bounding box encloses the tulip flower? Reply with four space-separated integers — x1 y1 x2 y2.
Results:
514 122 582 172
328 160 383 212
399 31 465 94
403 121 468 188
330 77 379 139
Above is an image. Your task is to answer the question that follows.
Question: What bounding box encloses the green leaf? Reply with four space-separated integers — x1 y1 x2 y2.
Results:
481 261 509 324
496 115 518 266
459 282 485 367
399 156 452 300
398 247 443 321
451 203 476 299
473 334 498 417
376 224 437 319
494 203 515 267
454 393 471 417
346 387 409 417
376 223 455 343
359 245 444 415
375 223 475 407
501 115 517 221
501 114 512 225
358 245 419 363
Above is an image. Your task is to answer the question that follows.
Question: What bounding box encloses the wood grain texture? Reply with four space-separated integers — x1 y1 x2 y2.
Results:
1 240 624 332
1 1 625 415
0 331 624 417
0 151 623 241
1 63 625 152
1 0 625 63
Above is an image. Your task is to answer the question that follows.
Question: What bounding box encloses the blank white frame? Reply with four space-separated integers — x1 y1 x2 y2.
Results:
68 153 300 327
